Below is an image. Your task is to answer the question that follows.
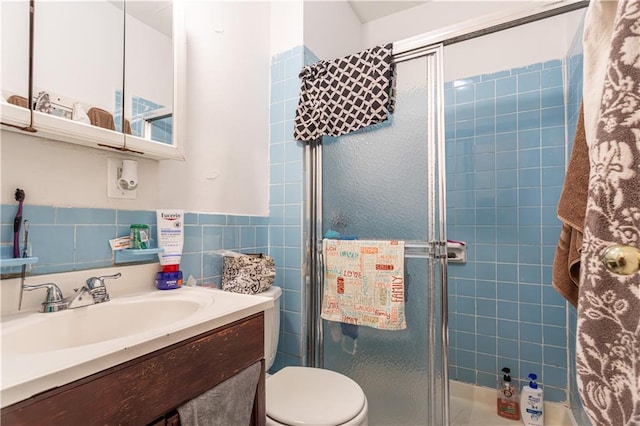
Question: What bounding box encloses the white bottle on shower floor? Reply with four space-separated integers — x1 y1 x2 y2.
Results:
520 373 544 426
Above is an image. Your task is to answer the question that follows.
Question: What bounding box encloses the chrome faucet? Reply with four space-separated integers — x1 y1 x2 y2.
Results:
22 283 68 313
22 272 121 313
85 272 121 303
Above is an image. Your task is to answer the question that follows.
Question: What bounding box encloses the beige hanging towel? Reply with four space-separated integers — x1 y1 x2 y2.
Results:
322 239 406 330
577 1 640 425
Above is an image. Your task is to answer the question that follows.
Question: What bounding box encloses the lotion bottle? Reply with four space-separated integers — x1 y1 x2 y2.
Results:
497 367 519 420
520 373 544 426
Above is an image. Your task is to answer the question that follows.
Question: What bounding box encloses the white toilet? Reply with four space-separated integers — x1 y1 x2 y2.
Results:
258 286 368 426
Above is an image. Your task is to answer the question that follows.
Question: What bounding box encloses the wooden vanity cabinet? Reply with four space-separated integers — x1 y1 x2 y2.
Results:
1 312 266 426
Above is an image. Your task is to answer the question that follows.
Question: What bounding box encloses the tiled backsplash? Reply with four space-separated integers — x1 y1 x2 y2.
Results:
0 206 268 285
445 58 570 402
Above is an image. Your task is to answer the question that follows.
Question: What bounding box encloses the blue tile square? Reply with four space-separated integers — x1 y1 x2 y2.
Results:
457 332 476 351
456 103 475 121
542 146 565 167
270 184 285 205
117 210 156 226
457 296 475 315
476 81 495 100
520 303 542 324
519 264 542 284
497 264 518 282
518 188 541 206
457 314 476 333
270 142 285 163
519 169 541 188
19 205 55 224
496 77 517 97
496 95 516 115
498 338 519 359
477 298 496 317
199 214 226 225
203 226 223 251
477 279 497 298
497 227 518 244
542 67 563 88
519 244 542 264
30 225 75 265
542 126 565 147
455 120 474 138
445 88 455 105
544 325 567 347
542 106 565 127
455 84 475 104
75 225 116 262
518 110 541 130
519 342 542 362
544 346 567 368
476 99 495 118
496 113 517 133
518 150 541 169
498 320 519 340
544 305 566 327
542 87 564 108
519 226 542 244
497 246 517 266
542 166 566 187
223 226 239 249
518 72 541 92
497 189 517 207
476 336 497 356
518 91 540 112
497 208 518 226
519 129 541 149
240 226 256 248
184 225 202 253
271 164 285 184
519 207 541 226
497 282 518 301
496 133 517 151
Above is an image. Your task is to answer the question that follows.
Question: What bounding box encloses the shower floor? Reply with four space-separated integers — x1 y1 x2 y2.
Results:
450 381 576 426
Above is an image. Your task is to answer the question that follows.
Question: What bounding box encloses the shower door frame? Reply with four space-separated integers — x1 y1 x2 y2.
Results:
302 2 590 425
304 44 450 425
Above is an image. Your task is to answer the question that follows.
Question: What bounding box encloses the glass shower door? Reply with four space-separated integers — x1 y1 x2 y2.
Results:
320 49 447 425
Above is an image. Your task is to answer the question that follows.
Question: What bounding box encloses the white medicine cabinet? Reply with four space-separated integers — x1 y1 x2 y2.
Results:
0 0 186 161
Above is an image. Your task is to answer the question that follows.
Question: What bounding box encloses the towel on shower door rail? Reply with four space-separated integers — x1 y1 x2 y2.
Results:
576 1 640 425
321 239 406 330
552 103 589 307
294 43 396 142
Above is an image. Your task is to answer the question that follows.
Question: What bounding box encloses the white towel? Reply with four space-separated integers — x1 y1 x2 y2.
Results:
322 239 406 330
582 0 618 147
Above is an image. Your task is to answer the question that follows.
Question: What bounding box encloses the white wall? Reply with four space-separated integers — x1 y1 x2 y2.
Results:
157 1 271 215
270 1 304 56
1 1 272 217
364 1 584 81
303 0 362 59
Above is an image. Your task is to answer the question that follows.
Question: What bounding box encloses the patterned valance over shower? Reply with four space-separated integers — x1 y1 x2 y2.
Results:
293 43 396 142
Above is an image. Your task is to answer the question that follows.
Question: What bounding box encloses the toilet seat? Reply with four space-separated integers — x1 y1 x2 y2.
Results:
266 367 367 426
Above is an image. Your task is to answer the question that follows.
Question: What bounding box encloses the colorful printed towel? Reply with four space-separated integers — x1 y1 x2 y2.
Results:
294 44 396 142
321 239 406 330
577 1 640 425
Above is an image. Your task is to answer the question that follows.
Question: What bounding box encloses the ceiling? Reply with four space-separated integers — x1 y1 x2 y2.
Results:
347 1 430 23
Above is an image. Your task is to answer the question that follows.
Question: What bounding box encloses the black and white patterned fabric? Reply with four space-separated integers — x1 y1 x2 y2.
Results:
294 43 395 142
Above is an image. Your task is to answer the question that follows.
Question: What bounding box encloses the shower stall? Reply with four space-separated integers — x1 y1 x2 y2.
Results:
301 2 588 425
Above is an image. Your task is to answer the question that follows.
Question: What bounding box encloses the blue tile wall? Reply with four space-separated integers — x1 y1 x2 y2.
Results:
1 207 268 285
446 58 570 402
269 45 307 371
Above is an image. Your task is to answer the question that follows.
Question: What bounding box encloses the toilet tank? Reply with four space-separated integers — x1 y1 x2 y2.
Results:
257 286 281 371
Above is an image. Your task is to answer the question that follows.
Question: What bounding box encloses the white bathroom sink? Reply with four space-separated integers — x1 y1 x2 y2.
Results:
1 286 273 408
2 295 204 354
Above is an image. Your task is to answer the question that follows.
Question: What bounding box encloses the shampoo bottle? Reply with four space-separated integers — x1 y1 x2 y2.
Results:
497 367 520 420
520 373 544 426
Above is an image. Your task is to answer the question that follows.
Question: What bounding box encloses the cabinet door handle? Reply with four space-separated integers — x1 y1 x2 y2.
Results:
601 244 640 275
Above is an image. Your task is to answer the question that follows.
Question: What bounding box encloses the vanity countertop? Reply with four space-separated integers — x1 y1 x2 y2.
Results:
1 272 272 408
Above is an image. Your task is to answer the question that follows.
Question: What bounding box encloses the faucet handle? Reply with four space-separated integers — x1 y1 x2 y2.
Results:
22 282 67 312
85 272 121 303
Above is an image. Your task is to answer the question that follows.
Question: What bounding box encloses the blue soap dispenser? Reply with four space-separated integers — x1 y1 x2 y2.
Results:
520 373 543 426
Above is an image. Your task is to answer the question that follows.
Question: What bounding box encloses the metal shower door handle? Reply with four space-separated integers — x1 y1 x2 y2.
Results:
601 244 640 275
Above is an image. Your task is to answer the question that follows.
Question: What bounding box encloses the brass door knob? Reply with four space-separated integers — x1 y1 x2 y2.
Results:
601 244 640 275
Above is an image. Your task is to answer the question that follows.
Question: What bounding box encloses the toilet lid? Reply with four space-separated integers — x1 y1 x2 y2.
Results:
266 367 366 426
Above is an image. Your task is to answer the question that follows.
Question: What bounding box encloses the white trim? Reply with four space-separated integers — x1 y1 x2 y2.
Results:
392 0 588 55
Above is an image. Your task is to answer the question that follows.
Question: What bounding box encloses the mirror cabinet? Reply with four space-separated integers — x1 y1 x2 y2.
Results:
0 0 185 161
